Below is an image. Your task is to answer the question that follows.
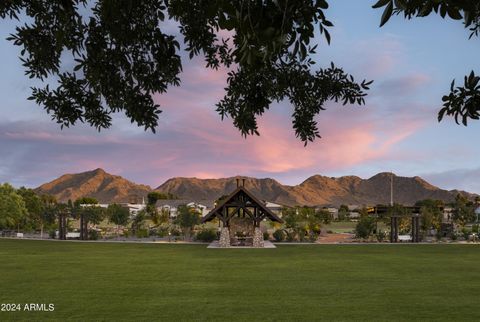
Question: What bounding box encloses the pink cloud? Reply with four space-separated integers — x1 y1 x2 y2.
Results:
0 40 431 188
353 35 406 77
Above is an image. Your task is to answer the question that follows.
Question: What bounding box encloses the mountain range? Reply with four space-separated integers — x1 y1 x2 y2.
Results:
34 168 476 206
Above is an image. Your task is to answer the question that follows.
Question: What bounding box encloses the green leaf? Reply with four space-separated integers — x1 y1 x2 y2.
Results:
372 0 391 9
447 7 462 20
380 1 393 27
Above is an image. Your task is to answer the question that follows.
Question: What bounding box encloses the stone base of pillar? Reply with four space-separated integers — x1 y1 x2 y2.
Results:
253 227 264 248
219 227 230 248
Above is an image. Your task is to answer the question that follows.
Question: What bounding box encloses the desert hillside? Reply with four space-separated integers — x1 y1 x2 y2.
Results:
155 172 473 206
35 168 151 203
36 169 475 206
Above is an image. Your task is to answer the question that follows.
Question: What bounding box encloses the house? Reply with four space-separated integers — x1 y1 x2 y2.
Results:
155 199 214 218
79 202 146 217
123 203 147 216
347 205 361 219
323 207 339 220
443 207 454 222
475 206 480 222
263 201 285 216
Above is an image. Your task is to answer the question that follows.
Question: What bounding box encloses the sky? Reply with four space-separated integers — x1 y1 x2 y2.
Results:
0 2 479 192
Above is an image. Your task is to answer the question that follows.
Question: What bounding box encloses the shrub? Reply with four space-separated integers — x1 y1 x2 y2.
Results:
308 232 319 242
49 230 56 239
461 227 470 240
297 228 308 242
136 229 149 238
286 231 296 242
195 229 217 242
170 228 181 237
89 230 99 240
263 231 270 240
156 226 169 237
376 230 386 242
273 229 285 242
472 224 479 233
355 216 376 239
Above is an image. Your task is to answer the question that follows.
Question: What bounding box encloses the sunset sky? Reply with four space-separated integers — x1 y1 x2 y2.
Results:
0 2 479 192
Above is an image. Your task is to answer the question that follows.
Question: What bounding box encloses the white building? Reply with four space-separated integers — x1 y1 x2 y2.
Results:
263 201 285 216
475 206 480 222
155 200 214 218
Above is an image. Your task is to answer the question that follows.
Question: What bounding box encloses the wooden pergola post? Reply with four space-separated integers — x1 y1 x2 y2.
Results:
80 214 88 240
390 216 399 243
58 213 67 240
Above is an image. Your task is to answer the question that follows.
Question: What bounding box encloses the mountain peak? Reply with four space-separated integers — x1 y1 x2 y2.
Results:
35 169 151 203
91 168 106 175
34 170 477 206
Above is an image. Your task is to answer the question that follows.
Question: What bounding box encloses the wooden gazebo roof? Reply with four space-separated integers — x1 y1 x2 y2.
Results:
201 186 283 224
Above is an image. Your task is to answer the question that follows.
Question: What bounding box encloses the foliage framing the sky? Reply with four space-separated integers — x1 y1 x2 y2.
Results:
0 0 371 145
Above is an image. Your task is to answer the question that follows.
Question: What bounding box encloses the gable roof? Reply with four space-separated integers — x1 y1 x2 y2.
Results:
201 186 283 223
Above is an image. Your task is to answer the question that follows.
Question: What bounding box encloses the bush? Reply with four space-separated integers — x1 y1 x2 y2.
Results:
355 216 376 239
195 229 217 242
286 231 296 242
308 232 319 242
461 227 470 240
136 229 149 238
89 230 99 240
273 230 285 242
170 228 181 237
156 226 169 237
263 231 270 240
376 230 386 242
472 224 479 233
297 228 308 242
49 230 56 239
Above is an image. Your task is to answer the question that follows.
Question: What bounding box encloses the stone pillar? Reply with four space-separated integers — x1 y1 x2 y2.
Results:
253 227 264 248
219 226 230 248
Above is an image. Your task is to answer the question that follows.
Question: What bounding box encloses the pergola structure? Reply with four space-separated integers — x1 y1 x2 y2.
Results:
202 179 283 247
368 206 422 243
57 210 89 240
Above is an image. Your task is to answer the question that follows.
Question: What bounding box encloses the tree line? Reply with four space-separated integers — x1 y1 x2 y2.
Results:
1 182 478 242
0 185 204 241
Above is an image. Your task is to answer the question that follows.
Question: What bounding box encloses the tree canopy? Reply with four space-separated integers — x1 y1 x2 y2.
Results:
373 0 480 126
107 203 130 227
147 191 176 205
0 0 371 145
0 183 27 229
175 205 201 240
0 1 477 144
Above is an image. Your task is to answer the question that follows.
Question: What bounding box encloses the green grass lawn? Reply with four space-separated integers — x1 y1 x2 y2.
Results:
324 221 389 234
0 239 479 321
324 221 358 233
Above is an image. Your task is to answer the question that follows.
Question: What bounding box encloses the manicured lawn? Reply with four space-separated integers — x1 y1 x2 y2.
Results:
0 239 479 321
324 221 358 233
324 221 388 233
